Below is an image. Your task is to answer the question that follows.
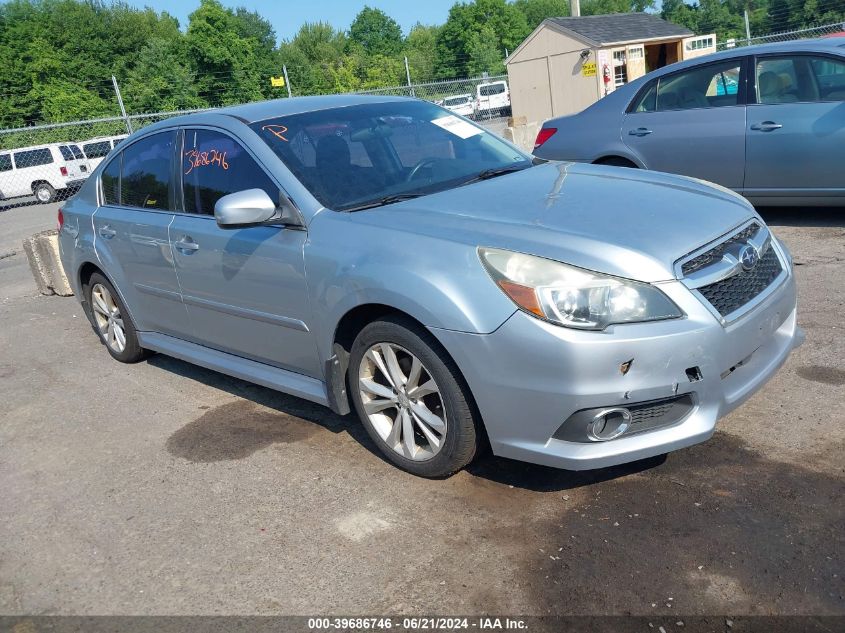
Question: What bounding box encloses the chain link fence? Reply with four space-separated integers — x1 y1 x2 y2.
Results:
717 21 844 50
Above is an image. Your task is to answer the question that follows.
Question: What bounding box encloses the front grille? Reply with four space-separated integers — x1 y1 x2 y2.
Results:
682 222 760 276
697 246 782 317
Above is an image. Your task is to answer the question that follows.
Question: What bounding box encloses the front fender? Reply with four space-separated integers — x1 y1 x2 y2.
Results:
305 212 517 363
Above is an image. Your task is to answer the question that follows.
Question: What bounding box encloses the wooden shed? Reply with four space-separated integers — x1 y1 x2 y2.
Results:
505 13 716 124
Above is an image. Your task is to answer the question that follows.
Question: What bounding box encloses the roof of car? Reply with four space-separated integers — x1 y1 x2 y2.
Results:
546 13 693 46
642 36 845 78
216 94 413 124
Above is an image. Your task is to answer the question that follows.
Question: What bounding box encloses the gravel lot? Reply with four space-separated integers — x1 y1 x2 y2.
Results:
0 200 842 618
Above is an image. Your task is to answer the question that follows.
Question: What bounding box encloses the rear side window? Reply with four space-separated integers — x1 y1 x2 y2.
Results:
69 144 84 159
631 82 657 112
656 60 742 111
120 132 174 210
59 145 74 161
13 148 53 168
101 155 120 205
84 141 112 159
0 154 11 172
479 83 505 96
182 129 278 216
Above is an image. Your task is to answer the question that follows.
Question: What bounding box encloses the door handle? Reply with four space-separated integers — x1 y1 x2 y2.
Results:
750 121 783 131
174 236 199 253
628 127 653 137
98 225 116 239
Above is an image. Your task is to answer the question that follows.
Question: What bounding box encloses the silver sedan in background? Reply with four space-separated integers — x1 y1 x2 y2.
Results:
534 38 845 207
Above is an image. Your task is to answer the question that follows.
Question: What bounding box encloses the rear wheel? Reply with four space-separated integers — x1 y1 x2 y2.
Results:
84 273 148 363
33 182 55 204
349 317 480 477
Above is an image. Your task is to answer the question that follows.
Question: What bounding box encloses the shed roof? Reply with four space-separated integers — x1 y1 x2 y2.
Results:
546 12 693 46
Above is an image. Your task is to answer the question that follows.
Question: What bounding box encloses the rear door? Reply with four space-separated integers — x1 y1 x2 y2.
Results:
82 140 112 171
93 131 188 336
168 127 319 377
622 57 747 189
57 145 86 181
744 52 845 200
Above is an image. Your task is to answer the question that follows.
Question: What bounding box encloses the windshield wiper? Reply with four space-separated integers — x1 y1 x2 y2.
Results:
459 164 530 186
342 192 426 212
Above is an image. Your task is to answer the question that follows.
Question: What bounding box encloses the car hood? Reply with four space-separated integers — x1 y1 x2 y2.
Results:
361 162 758 283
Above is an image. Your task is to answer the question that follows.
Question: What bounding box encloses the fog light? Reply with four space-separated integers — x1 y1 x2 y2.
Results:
587 408 631 441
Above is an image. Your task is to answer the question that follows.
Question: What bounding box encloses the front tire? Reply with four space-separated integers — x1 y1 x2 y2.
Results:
349 317 480 477
84 273 148 363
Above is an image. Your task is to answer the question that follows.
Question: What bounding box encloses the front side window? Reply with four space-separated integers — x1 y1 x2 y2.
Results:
0 154 11 172
657 60 742 110
251 100 531 211
58 145 74 161
13 148 53 168
757 55 845 104
182 129 279 216
120 132 174 210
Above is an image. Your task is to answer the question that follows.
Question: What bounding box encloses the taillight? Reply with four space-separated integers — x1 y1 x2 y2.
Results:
534 127 557 150
60 166 68 177
57 208 64 231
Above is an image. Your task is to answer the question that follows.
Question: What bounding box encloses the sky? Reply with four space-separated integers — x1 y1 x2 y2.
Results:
129 0 462 41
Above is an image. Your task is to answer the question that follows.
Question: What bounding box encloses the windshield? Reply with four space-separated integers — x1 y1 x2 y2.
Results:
250 100 531 211
479 84 505 96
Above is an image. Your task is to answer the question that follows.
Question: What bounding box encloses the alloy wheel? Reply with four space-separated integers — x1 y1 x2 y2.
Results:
358 342 447 461
90 283 127 353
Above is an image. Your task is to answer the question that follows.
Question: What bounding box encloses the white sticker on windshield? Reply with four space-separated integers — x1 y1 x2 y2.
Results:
431 115 482 139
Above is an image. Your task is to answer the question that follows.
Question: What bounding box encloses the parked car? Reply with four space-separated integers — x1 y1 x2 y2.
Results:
59 95 800 477
441 93 477 118
534 38 845 206
476 80 511 117
0 142 90 204
79 134 128 170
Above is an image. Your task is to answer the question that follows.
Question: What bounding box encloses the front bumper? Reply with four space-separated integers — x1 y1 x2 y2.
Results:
430 264 801 470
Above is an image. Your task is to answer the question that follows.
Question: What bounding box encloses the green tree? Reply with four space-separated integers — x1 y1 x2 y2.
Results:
123 38 203 113
349 6 404 57
404 23 440 82
513 0 570 30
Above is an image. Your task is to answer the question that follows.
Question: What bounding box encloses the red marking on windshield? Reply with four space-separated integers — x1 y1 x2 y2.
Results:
184 148 229 175
262 124 289 141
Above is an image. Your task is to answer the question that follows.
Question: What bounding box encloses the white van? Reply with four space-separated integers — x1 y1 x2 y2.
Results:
79 135 128 170
441 94 477 119
0 143 91 204
475 80 511 117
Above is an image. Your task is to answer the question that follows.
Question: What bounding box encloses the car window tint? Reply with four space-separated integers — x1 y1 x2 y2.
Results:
14 148 53 168
120 132 174 210
0 154 11 172
756 57 803 104
631 82 657 112
806 56 845 101
657 60 742 111
182 129 278 216
58 145 74 161
101 155 120 205
84 141 112 158
69 144 84 159
480 83 505 96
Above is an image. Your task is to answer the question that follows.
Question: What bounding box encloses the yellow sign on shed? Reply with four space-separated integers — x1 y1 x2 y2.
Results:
581 62 597 77
270 76 286 87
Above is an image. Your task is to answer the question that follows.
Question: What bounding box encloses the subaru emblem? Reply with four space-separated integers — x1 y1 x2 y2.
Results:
739 244 760 271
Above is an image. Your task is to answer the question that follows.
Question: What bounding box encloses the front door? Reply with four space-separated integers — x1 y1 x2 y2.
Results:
623 58 747 189
744 53 845 199
170 127 320 378
92 131 187 336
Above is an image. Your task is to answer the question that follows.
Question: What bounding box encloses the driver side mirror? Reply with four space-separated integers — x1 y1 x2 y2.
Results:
214 188 304 229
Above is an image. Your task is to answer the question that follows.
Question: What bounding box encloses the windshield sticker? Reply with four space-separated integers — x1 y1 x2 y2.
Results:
262 124 289 142
184 148 229 175
431 115 482 139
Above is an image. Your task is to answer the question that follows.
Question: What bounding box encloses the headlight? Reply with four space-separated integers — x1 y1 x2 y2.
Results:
478 247 683 330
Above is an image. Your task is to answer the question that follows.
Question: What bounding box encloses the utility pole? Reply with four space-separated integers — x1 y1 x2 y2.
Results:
282 65 292 98
744 9 752 46
570 0 580 17
111 75 132 134
404 56 415 97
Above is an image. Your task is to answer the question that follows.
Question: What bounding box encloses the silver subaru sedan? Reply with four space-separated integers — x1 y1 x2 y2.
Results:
534 38 845 207
58 95 801 477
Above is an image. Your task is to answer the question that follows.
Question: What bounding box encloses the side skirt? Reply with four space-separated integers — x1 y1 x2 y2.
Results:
137 331 330 407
